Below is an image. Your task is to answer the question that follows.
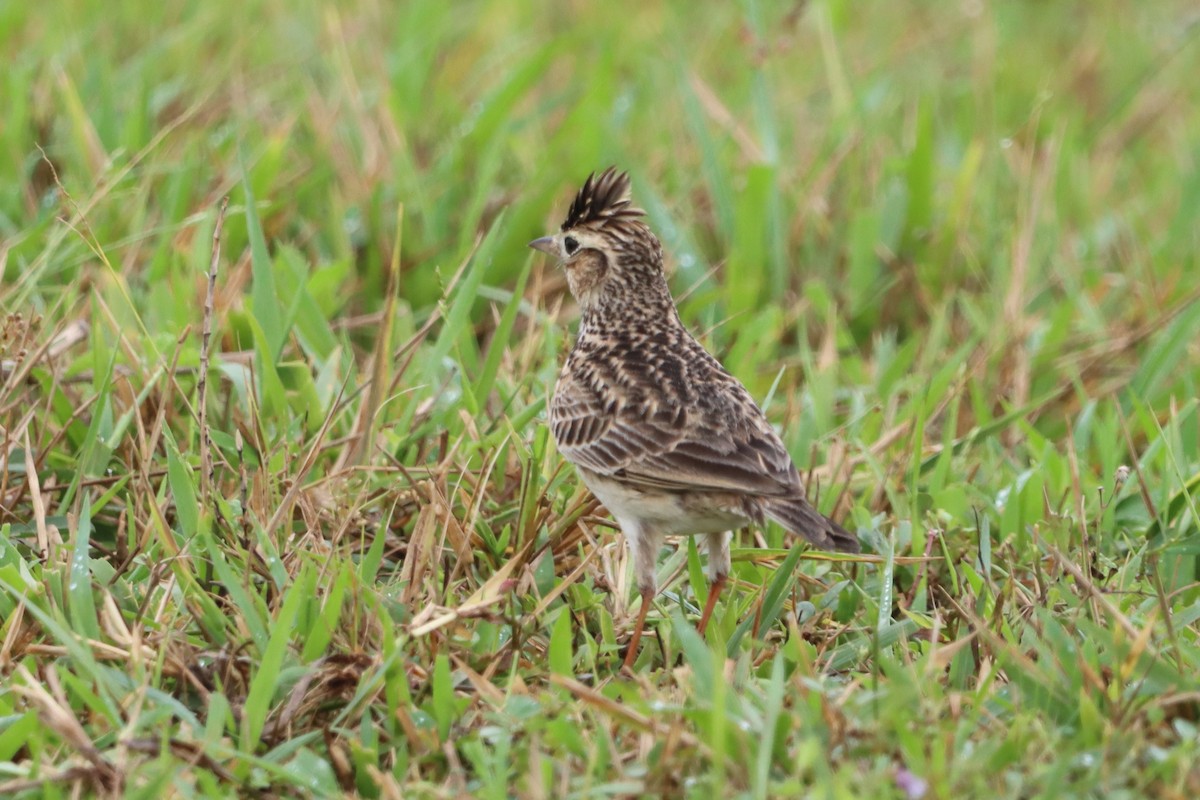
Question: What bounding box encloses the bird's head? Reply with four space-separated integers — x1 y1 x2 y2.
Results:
529 167 665 311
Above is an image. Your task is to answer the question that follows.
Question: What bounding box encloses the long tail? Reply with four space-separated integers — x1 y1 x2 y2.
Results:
762 497 860 553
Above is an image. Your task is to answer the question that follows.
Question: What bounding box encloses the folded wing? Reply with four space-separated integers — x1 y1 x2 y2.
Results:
551 363 804 498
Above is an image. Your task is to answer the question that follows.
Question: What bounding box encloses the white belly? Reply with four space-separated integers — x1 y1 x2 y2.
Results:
580 469 748 536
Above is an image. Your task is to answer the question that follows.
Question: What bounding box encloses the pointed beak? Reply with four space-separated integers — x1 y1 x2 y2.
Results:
528 236 557 256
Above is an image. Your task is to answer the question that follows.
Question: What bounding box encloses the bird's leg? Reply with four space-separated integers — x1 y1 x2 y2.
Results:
623 586 654 670
697 574 726 635
698 531 732 635
621 522 660 670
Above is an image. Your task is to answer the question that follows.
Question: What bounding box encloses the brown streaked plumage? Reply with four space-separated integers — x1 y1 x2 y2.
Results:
530 167 859 669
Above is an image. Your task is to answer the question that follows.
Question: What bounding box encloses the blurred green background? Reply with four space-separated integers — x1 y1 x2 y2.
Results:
7 1 1197 329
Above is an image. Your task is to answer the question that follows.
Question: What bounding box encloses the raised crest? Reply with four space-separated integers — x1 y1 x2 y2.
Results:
561 167 645 230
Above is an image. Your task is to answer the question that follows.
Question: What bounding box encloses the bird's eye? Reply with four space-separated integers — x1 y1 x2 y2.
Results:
564 236 579 255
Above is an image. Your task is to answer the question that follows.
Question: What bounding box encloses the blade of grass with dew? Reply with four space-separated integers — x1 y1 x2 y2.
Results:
752 655 786 800
687 536 707 614
300 562 350 663
67 494 100 642
474 257 532 404
240 164 286 362
426 212 507 391
164 432 200 541
548 607 574 678
246 314 288 421
877 531 896 631
431 651 454 744
1125 297 1200 408
822 618 919 673
727 544 803 654
241 563 310 748
196 527 267 648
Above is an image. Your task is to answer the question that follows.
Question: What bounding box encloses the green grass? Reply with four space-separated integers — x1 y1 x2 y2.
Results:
3 0 1200 797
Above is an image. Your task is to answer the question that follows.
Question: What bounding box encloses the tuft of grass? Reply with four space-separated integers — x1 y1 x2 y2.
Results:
3 0 1200 797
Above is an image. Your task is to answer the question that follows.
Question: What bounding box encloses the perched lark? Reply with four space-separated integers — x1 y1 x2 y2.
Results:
530 168 859 668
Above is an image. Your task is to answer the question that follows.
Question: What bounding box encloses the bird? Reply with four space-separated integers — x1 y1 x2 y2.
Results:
529 167 860 669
